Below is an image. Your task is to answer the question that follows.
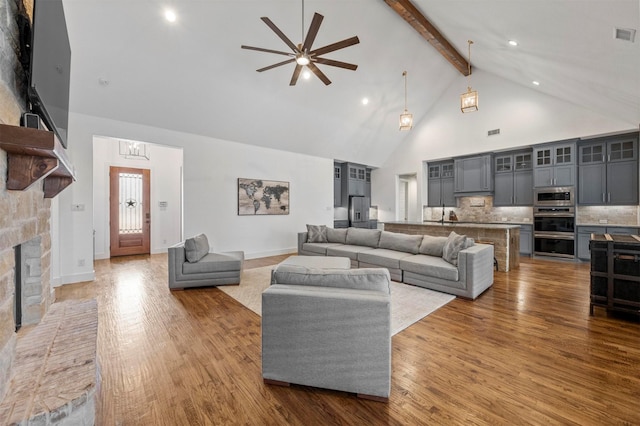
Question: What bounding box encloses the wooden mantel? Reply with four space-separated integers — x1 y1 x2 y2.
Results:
0 124 75 198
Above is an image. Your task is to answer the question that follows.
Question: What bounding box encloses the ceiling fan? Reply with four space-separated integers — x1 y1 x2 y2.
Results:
241 4 360 86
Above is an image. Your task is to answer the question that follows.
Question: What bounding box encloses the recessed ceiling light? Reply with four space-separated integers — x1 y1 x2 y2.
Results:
508 40 518 46
302 70 311 80
532 81 540 86
361 98 369 105
165 9 177 22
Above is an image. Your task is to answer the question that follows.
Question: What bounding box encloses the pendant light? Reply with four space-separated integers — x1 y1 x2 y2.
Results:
399 71 413 130
460 40 478 113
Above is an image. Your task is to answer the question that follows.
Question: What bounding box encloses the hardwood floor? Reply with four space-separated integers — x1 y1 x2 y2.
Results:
55 254 640 425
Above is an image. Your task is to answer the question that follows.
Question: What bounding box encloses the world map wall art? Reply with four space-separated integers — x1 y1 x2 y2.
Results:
238 178 290 216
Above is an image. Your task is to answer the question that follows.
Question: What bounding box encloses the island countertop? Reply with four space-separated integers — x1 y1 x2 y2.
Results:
384 221 522 229
383 221 520 272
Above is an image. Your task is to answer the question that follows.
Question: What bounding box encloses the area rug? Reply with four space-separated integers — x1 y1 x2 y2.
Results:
219 266 455 335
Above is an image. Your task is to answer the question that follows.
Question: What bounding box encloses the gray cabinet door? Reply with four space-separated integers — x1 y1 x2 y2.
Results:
554 165 575 186
578 163 606 205
334 164 342 207
577 226 606 260
608 160 638 205
441 177 455 207
427 178 442 207
533 167 553 187
513 170 533 205
520 225 532 255
493 173 513 206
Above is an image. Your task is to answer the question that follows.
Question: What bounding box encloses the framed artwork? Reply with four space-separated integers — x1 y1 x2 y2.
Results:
238 178 290 215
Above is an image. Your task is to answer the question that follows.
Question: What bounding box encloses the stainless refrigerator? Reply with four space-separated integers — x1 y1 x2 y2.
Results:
349 196 370 228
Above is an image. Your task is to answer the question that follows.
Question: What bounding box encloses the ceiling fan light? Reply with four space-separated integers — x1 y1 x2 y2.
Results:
460 88 479 113
296 54 310 66
399 110 413 131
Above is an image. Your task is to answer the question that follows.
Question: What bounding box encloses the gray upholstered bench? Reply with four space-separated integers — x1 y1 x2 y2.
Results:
168 234 244 290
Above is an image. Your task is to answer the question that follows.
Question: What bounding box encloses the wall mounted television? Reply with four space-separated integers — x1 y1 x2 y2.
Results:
27 0 72 148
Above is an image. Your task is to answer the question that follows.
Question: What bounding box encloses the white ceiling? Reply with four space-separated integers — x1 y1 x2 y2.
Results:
63 0 640 166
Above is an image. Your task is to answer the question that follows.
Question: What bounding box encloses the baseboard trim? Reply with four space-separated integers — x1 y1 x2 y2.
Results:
57 271 96 286
245 248 297 260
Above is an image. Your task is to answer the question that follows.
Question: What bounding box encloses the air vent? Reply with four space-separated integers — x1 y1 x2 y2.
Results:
487 128 500 136
614 27 636 42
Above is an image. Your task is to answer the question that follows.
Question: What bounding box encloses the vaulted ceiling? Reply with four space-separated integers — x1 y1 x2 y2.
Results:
63 0 640 166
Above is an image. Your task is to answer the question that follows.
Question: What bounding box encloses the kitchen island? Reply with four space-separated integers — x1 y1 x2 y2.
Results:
383 221 520 272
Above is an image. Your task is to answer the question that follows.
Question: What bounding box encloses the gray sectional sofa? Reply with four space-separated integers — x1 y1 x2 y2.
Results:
298 226 494 300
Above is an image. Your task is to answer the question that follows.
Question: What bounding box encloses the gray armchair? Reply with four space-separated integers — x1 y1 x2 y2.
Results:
262 265 391 401
168 234 244 290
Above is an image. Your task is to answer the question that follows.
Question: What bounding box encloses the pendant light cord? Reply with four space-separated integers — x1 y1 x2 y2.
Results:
403 71 408 110
467 40 473 90
301 0 305 42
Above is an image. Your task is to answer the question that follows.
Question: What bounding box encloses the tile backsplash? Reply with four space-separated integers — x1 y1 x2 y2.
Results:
423 197 640 226
423 196 533 223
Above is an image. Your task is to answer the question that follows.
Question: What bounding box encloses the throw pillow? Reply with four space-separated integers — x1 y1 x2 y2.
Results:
306 224 328 243
442 231 467 266
378 231 423 254
326 228 347 244
184 233 209 263
345 228 382 248
419 235 448 257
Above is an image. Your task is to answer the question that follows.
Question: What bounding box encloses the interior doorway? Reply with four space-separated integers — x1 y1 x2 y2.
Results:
109 166 151 257
397 173 418 222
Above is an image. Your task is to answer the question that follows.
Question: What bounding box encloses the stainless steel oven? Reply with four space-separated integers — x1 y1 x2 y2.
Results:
533 206 576 258
534 186 574 207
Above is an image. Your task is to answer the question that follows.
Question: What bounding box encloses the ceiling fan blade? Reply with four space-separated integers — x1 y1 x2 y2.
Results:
307 62 331 85
261 17 299 52
241 45 295 57
302 13 324 52
310 36 360 57
313 57 358 71
256 58 296 72
289 65 303 86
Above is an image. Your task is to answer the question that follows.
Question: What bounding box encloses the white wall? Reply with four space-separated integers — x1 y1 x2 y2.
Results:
372 70 638 223
53 112 334 284
92 137 183 259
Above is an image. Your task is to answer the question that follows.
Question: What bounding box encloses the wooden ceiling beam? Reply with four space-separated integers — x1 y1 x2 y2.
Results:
384 0 470 76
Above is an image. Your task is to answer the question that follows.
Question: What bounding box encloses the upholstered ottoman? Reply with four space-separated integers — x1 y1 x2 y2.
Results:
270 255 350 283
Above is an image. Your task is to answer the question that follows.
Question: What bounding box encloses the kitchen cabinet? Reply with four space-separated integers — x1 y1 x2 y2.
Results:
533 140 577 187
578 133 638 205
454 154 493 195
577 225 639 260
346 163 366 196
334 163 342 207
520 224 533 255
494 151 533 206
427 161 455 206
365 168 372 199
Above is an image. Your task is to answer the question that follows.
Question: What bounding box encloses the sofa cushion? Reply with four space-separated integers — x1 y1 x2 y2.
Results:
358 249 416 269
302 242 342 255
183 252 242 274
326 244 376 260
442 231 467 266
400 255 459 281
306 224 328 243
184 234 209 263
419 235 448 257
326 228 347 244
346 228 381 248
271 266 391 294
378 231 422 254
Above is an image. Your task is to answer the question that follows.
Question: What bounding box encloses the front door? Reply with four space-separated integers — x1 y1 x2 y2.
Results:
110 167 151 257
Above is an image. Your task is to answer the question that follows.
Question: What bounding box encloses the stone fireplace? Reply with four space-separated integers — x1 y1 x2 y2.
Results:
0 0 54 401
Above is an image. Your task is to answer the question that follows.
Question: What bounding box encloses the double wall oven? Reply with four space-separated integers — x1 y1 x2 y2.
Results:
533 187 576 258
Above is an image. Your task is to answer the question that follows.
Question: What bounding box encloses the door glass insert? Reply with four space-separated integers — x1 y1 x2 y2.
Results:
496 156 512 172
556 146 572 164
515 153 532 170
537 149 551 166
429 166 440 179
441 164 454 178
609 141 635 161
119 172 143 234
